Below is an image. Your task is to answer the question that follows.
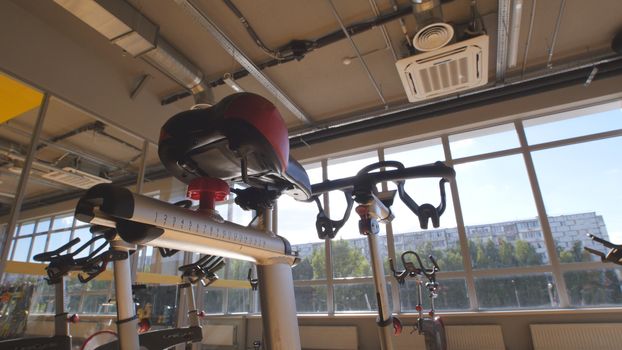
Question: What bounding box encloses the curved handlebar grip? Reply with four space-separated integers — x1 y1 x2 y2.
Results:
313 191 354 239
397 178 448 229
33 238 81 262
428 255 440 271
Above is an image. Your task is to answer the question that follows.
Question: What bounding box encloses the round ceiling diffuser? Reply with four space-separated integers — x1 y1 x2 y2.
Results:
412 23 455 52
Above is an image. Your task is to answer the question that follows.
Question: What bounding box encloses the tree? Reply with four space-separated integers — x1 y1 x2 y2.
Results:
515 240 541 266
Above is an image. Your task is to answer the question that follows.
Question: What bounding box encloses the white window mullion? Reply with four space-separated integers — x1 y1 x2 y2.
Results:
514 120 570 308
442 135 479 311
322 159 335 315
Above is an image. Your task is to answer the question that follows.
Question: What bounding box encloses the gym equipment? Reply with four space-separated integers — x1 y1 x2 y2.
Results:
585 233 622 265
74 92 310 349
390 251 447 350
71 92 453 350
80 225 224 350
309 160 454 350
0 235 114 349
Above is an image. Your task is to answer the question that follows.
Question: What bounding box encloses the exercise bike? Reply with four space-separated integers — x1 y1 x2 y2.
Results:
79 225 224 350
390 251 446 350
0 234 119 349
309 160 454 350
584 233 622 265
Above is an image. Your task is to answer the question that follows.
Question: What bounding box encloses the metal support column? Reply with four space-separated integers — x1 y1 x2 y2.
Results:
111 240 140 350
256 207 301 350
130 140 149 282
0 93 50 281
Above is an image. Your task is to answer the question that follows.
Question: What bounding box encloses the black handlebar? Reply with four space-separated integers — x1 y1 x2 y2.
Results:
309 161 454 239
178 254 225 286
389 251 440 285
585 233 622 265
311 161 455 195
33 233 119 284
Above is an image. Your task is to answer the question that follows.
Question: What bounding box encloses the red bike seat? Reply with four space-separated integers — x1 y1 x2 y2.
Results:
158 93 311 200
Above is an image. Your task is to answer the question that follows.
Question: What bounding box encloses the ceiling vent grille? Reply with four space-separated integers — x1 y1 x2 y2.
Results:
42 167 111 189
412 23 454 52
395 35 489 103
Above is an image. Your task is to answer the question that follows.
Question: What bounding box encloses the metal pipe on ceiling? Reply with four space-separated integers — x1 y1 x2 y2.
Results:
2 123 137 173
173 0 312 125
328 0 386 106
520 0 537 78
53 0 213 104
368 0 399 62
496 0 512 82
289 56 622 147
546 0 567 69
161 3 415 105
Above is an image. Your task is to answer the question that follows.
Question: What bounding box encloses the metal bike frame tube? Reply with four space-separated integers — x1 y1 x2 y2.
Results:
256 207 301 350
54 278 69 337
367 232 394 350
186 282 200 328
88 192 294 264
111 241 140 350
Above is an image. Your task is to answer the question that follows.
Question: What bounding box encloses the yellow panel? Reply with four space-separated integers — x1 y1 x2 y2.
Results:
0 73 43 123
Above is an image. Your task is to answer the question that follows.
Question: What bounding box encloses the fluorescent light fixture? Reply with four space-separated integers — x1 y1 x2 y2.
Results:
507 0 523 68
223 73 244 93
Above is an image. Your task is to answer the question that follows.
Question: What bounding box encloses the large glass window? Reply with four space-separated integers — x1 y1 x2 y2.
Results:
455 155 549 268
475 274 558 309
524 102 622 145
277 163 323 281
327 152 380 279
385 139 461 272
532 137 622 262
449 124 520 159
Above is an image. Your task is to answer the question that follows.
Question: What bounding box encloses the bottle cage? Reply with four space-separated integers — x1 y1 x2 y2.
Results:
312 160 450 239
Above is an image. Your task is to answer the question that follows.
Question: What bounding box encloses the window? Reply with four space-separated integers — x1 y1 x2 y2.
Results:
6 100 622 316
532 137 622 263
449 124 519 159
455 155 549 268
524 102 622 145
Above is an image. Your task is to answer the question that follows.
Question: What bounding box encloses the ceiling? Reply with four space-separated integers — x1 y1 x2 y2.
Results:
0 0 621 211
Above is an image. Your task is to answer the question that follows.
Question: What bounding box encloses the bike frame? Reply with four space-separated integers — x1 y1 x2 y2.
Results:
0 278 72 349
310 162 455 350
76 185 301 350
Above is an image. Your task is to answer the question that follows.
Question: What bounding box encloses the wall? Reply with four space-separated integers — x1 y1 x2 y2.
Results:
242 311 622 350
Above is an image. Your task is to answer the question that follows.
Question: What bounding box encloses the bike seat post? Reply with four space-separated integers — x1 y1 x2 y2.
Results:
53 277 70 338
110 239 139 350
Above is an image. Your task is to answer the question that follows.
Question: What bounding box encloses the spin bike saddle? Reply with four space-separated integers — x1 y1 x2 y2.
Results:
159 93 311 200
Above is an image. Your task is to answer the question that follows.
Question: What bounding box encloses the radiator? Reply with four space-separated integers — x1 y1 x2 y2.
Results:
394 324 505 350
531 323 622 350
299 326 358 350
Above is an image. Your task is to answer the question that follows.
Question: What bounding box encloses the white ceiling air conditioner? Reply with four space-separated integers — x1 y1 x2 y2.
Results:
395 35 489 103
42 167 112 189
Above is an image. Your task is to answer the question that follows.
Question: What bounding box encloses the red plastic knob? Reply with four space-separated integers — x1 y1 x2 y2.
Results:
415 305 422 312
68 314 80 323
198 310 207 318
429 311 435 317
187 178 230 210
